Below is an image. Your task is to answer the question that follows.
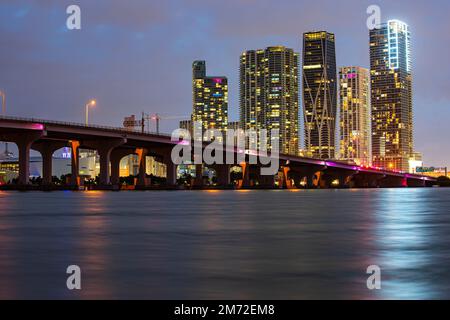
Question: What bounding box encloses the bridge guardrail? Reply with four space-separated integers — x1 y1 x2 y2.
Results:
0 115 173 138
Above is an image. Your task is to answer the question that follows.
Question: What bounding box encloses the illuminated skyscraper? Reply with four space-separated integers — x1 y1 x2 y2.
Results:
302 31 337 159
192 61 228 139
240 46 299 155
370 20 413 171
339 66 371 166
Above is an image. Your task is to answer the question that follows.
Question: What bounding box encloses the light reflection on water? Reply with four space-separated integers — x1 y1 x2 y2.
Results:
373 189 443 299
0 189 450 299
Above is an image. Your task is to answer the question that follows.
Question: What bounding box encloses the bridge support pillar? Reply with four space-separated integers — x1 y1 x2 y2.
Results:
136 148 149 187
166 158 177 186
317 169 356 189
84 138 127 187
18 141 32 185
32 141 67 186
193 164 203 187
258 172 275 188
378 176 407 188
241 162 251 188
280 166 294 189
336 172 356 188
13 132 45 185
110 156 121 187
69 141 80 186
110 148 136 187
98 151 111 186
162 151 178 187
99 139 127 186
306 174 316 188
353 173 383 188
216 164 230 187
42 148 53 186
407 178 426 187
289 166 325 189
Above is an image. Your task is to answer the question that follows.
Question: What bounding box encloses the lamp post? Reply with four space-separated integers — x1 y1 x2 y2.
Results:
85 99 96 125
0 90 9 157
151 114 160 134
0 90 5 116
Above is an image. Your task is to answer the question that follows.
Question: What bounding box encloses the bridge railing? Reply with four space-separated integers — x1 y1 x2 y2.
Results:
0 115 173 138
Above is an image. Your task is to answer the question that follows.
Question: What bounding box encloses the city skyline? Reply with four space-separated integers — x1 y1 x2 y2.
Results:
2 1 450 303
0 0 449 167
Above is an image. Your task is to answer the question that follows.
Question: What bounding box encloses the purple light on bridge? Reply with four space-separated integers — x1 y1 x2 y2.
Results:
325 161 337 167
30 123 44 130
245 149 258 156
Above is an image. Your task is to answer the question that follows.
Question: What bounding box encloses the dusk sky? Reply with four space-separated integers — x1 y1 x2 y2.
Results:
0 0 449 166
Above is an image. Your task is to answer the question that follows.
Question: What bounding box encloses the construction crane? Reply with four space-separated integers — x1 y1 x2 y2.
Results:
148 113 189 134
123 112 188 134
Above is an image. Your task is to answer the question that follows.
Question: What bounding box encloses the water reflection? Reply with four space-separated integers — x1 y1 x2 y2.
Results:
0 192 18 299
0 189 449 299
77 191 114 299
374 189 437 299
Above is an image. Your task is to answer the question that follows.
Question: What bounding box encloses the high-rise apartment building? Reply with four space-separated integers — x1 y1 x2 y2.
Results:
240 46 299 155
302 31 337 159
370 20 413 171
192 61 228 139
339 66 371 166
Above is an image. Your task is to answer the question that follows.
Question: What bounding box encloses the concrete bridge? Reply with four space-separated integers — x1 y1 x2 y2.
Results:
0 116 436 189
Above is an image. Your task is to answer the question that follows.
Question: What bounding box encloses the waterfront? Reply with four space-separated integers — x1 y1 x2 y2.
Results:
0 189 450 299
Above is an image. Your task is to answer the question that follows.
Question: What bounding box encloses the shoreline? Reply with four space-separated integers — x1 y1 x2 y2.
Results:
0 185 438 191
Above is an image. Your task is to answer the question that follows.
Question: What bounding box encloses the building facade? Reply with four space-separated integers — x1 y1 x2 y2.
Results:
179 119 193 134
339 66 371 166
227 121 240 132
370 20 413 171
302 31 337 159
192 61 228 140
240 46 299 155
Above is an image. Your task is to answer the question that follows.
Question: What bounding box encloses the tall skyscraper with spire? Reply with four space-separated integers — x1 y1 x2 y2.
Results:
370 20 413 171
240 46 299 155
302 31 337 159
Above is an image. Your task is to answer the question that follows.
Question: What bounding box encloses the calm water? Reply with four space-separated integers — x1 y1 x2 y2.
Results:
0 188 450 299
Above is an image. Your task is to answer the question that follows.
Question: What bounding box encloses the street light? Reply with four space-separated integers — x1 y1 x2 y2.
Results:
0 90 5 116
85 99 96 125
0 90 9 158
